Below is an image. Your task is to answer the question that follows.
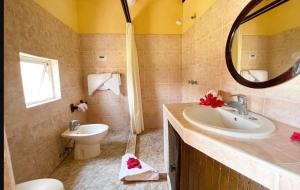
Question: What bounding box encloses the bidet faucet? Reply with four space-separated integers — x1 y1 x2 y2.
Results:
225 94 248 115
69 120 80 131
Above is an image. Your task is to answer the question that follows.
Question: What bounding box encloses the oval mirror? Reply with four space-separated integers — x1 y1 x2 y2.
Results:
226 0 300 88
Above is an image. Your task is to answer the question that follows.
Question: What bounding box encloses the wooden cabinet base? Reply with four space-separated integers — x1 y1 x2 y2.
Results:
168 123 269 190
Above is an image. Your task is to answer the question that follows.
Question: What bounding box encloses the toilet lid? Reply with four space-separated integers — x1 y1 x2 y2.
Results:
16 178 64 190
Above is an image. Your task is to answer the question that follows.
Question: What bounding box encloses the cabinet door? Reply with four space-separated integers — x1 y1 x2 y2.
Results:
168 123 181 190
179 140 269 190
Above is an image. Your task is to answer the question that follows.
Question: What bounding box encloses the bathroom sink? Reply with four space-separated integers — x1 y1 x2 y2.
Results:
183 106 275 139
61 124 109 159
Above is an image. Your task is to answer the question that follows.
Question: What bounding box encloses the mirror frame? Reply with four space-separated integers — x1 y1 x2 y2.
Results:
225 0 300 88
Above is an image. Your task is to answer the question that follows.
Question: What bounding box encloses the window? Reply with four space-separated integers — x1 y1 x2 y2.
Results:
19 52 61 108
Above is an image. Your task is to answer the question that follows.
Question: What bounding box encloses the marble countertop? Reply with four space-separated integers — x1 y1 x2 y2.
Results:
163 103 300 190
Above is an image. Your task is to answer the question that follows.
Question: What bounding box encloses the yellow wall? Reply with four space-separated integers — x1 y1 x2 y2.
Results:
77 0 182 34
36 0 182 34
76 0 125 34
30 0 300 35
241 0 300 35
182 0 215 33
34 0 79 32
131 0 182 34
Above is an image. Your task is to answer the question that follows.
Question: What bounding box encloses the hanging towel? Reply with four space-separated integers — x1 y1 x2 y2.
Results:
88 73 111 95
119 153 159 181
240 70 268 82
99 73 121 95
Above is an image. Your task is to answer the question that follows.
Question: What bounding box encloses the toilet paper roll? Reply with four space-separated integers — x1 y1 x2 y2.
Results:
82 103 88 111
77 103 87 112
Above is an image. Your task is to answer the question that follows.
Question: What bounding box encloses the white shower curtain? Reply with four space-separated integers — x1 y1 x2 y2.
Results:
126 23 144 134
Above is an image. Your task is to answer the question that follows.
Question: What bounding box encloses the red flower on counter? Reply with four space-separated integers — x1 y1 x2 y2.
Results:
199 93 224 108
290 132 300 141
127 157 142 169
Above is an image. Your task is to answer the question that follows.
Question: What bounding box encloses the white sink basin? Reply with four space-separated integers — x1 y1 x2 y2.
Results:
61 124 109 159
183 105 275 139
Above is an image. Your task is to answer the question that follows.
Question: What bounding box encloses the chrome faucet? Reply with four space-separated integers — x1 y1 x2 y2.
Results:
225 94 248 115
69 120 80 131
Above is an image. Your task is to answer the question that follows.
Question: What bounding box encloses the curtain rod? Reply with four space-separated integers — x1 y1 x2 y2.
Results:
120 0 132 23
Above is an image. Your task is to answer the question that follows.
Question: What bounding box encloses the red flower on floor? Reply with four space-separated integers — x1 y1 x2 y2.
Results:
290 132 300 141
199 93 224 108
127 157 142 169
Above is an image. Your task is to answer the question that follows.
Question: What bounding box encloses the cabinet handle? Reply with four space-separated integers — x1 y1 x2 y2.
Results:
170 164 176 172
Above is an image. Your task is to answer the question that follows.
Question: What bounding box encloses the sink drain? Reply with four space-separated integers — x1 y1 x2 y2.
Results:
249 116 258 120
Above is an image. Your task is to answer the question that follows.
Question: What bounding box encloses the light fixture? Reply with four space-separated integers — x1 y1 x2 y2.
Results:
127 0 136 6
176 13 197 26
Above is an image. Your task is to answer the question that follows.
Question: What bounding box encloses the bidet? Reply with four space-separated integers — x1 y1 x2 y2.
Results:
61 124 109 159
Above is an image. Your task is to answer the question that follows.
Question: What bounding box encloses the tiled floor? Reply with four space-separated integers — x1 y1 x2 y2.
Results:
136 129 166 173
51 128 168 190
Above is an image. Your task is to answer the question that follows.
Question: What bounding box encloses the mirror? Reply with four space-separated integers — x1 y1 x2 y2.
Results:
226 0 300 88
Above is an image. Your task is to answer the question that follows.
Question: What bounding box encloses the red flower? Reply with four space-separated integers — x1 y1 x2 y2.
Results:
206 93 214 99
290 132 300 141
199 98 206 105
127 157 142 169
212 99 224 108
199 93 224 108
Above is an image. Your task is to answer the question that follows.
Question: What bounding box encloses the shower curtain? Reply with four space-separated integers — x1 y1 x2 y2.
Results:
126 23 144 134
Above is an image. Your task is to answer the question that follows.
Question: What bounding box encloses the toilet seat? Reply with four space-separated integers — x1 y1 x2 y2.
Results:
16 178 64 190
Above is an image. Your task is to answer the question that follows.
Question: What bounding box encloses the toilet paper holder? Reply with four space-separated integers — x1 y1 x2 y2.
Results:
70 100 88 113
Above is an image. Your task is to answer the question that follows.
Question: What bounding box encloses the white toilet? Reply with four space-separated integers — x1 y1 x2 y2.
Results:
16 178 64 190
61 124 109 160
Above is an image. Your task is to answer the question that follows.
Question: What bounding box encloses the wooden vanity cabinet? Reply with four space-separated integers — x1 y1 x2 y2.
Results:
168 123 268 190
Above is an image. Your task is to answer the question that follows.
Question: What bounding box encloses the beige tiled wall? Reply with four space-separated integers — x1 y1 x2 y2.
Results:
80 34 130 132
4 129 15 190
182 0 300 128
239 26 300 80
136 35 182 128
268 27 300 79
80 34 182 130
240 35 269 72
4 0 87 182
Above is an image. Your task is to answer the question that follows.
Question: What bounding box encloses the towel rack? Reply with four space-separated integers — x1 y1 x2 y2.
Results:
94 72 121 75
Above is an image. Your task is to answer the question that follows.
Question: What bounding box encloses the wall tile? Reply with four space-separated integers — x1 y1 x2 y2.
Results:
182 0 300 128
80 34 130 132
4 0 87 182
137 35 182 128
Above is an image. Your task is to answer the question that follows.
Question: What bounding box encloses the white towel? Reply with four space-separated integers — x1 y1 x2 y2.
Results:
119 153 159 181
88 73 111 95
240 70 268 82
99 74 121 95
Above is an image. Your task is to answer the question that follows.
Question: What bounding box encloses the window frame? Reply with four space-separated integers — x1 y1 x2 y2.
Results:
19 52 62 108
